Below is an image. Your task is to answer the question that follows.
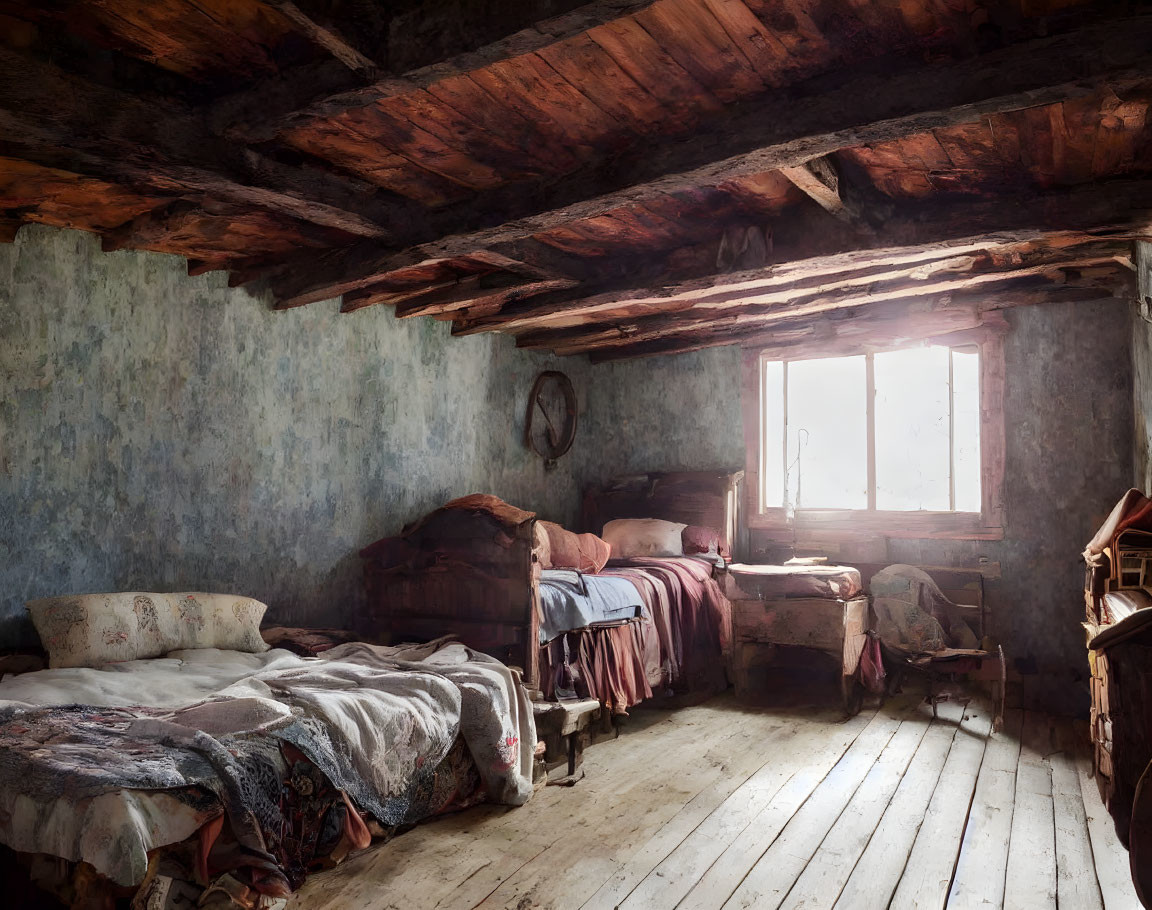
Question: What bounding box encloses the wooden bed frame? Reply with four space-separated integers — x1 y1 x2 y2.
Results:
359 470 743 693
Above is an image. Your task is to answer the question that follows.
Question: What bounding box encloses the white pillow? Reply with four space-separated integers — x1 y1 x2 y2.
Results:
28 592 269 669
601 518 687 559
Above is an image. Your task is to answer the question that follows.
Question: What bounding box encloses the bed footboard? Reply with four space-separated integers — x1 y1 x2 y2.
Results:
360 510 542 690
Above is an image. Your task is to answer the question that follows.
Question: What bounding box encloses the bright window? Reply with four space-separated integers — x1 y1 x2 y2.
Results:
760 345 981 513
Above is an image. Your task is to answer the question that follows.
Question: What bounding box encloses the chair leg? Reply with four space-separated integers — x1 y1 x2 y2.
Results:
994 645 1007 732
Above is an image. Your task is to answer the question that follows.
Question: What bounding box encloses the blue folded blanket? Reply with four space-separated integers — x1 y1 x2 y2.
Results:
538 569 643 643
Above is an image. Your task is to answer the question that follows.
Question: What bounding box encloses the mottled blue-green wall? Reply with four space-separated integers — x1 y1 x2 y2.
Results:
0 226 600 647
613 300 1132 715
576 347 745 479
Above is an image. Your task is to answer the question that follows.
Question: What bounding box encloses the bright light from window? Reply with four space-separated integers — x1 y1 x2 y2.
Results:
875 346 951 511
952 348 982 512
759 344 982 514
786 355 867 510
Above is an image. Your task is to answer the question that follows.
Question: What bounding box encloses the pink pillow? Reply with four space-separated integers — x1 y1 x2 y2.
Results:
576 532 611 574
682 525 721 557
539 522 611 573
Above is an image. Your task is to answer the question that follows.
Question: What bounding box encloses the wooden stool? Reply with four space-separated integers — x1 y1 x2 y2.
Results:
533 697 601 782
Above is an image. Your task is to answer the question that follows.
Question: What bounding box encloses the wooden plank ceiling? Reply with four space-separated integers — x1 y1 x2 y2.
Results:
0 0 1148 360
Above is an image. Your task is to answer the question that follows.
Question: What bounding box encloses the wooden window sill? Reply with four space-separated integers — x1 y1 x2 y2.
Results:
748 509 1004 541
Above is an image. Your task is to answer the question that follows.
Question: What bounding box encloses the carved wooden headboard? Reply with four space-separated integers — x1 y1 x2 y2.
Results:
581 470 745 558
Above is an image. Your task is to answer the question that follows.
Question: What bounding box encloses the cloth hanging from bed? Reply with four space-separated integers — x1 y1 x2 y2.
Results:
539 557 730 712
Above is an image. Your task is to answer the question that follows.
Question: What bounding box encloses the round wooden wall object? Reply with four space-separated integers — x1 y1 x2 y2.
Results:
525 371 577 469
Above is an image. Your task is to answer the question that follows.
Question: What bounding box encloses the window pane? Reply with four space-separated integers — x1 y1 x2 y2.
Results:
874 346 950 511
952 348 982 512
761 359 785 509
786 355 867 510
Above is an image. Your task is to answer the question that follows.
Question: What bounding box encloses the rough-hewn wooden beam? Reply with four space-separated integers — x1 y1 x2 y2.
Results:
341 272 578 316
451 179 1152 336
266 15 1152 307
210 0 661 143
463 240 597 281
100 200 199 253
588 284 1126 362
780 157 847 218
0 46 419 240
262 1 379 78
269 235 595 308
0 217 21 243
524 250 1126 354
401 277 577 319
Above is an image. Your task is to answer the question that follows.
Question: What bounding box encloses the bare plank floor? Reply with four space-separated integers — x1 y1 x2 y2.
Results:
290 692 1142 910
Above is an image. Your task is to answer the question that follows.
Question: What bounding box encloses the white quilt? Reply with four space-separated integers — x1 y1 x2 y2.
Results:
0 640 536 886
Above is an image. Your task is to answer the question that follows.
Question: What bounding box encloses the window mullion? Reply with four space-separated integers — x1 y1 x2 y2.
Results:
781 362 789 511
866 353 876 511
948 348 956 511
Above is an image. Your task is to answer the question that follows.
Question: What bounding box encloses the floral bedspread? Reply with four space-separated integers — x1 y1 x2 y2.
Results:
0 639 535 890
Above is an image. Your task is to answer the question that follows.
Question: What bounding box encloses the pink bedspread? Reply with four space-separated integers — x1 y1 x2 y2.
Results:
540 557 730 713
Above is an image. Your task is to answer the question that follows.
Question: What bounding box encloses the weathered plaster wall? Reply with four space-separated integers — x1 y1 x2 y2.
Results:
983 300 1131 713
0 226 593 648
2 226 1131 714
1132 243 1152 489
588 299 1133 714
1135 313 1152 490
574 346 746 482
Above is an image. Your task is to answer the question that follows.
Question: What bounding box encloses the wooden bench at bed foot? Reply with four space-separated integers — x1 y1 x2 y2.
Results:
533 698 602 783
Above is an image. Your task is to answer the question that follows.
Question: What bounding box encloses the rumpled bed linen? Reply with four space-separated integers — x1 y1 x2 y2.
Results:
540 557 730 713
538 569 644 643
0 640 535 890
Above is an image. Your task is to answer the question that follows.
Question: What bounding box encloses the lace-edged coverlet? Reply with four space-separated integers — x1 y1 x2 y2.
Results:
0 640 536 886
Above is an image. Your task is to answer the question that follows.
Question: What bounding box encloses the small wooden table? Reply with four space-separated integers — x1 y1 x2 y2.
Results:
724 566 870 714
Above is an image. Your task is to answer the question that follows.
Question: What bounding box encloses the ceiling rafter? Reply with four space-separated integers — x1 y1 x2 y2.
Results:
260 0 379 79
209 0 664 144
588 281 1130 363
449 177 1152 343
0 45 431 240
521 248 1129 355
261 14 1152 309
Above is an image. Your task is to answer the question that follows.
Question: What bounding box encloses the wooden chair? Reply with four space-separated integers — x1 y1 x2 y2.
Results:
871 565 1006 730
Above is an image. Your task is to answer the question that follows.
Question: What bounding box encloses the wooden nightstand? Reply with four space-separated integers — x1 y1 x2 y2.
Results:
723 565 870 714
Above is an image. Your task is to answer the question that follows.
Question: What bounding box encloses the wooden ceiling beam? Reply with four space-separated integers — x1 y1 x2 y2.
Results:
100 200 200 253
265 15 1152 307
525 250 1127 355
0 217 20 243
779 157 850 220
588 283 1126 363
0 46 424 240
340 272 578 316
261 1 379 78
210 0 662 143
452 242 1001 336
450 178 1152 336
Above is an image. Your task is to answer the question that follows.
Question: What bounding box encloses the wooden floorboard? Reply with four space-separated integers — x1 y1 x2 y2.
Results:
888 699 994 910
720 700 922 910
776 702 933 909
1078 745 1143 910
1005 711 1060 910
290 691 1142 910
946 707 1024 909
1052 718 1105 910
831 699 965 909
599 703 875 910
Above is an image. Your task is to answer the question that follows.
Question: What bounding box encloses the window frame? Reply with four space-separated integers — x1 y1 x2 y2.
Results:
741 327 1005 541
